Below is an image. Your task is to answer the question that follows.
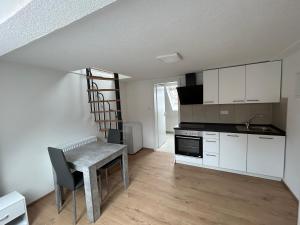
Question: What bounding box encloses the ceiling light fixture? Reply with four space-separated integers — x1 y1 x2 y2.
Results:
156 52 182 64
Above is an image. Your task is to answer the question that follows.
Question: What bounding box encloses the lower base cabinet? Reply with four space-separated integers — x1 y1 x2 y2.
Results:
247 134 285 178
220 133 247 172
203 152 219 167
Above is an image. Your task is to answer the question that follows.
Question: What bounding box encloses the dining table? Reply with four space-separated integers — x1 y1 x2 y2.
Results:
52 141 129 223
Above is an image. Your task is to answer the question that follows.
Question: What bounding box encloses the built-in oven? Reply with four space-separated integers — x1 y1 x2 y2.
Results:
175 130 203 158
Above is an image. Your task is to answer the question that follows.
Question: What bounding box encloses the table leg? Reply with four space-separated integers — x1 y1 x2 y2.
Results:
83 167 101 223
122 148 129 189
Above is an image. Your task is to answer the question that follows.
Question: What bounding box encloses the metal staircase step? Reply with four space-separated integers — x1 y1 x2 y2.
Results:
87 89 119 92
92 110 121 113
89 100 120 103
86 76 117 81
96 120 122 123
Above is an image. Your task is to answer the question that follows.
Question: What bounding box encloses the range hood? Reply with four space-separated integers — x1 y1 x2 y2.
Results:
177 73 203 105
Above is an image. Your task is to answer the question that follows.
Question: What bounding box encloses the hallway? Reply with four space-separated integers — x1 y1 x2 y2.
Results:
157 133 175 154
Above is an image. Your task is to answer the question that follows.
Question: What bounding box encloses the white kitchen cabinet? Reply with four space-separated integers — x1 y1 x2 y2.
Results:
203 131 219 139
247 134 285 178
246 61 281 103
203 152 219 167
203 138 219 154
203 69 219 104
220 133 247 171
219 66 246 104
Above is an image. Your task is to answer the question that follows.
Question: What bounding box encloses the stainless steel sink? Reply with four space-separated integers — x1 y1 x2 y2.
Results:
236 125 279 134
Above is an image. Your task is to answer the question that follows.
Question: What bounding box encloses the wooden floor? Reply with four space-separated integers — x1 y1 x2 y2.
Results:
28 149 298 225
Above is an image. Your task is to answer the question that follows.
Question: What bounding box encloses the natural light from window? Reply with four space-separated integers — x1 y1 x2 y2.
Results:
166 84 178 111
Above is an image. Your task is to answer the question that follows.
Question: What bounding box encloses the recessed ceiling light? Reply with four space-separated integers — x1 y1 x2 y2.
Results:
156 52 182 64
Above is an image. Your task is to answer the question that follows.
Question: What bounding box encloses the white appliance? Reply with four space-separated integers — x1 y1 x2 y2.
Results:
123 122 143 154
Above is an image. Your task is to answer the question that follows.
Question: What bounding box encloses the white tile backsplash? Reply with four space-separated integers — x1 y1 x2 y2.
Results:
180 103 274 124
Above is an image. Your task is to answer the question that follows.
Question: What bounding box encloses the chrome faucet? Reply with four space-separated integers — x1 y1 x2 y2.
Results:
245 114 265 130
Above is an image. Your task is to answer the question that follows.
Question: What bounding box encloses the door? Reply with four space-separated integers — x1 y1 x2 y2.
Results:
247 134 285 177
219 66 246 104
203 69 219 104
220 133 247 171
246 61 281 103
156 85 167 147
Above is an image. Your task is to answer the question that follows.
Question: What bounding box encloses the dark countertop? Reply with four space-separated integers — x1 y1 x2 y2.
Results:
174 122 286 136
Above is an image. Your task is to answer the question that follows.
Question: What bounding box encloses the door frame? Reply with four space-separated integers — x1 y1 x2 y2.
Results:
153 79 180 149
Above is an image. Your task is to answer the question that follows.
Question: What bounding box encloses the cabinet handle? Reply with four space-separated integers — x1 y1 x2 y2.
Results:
227 134 239 137
0 215 9 222
176 136 201 140
205 133 216 136
206 154 217 157
233 100 244 103
206 140 216 143
259 137 274 140
247 99 259 102
204 100 214 104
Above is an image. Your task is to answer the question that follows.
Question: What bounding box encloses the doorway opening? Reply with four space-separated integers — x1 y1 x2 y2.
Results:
154 81 179 153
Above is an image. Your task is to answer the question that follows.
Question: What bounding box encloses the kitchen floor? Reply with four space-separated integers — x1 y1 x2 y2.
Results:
157 133 175 153
27 149 298 225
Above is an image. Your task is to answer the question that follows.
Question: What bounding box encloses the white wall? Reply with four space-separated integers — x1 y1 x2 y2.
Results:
0 61 98 203
123 76 180 149
282 49 300 200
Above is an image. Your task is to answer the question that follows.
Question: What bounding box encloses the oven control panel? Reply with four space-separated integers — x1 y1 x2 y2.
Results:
175 129 203 137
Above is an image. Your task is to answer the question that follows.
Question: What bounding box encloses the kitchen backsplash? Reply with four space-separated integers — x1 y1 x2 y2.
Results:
180 102 286 130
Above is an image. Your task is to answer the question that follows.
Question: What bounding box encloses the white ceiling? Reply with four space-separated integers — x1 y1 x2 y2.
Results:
1 0 300 80
0 0 32 24
0 0 116 56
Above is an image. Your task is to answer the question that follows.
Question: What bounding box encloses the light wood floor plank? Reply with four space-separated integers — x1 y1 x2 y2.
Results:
28 149 298 225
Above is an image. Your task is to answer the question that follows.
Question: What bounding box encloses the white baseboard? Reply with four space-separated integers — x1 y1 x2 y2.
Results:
282 179 299 201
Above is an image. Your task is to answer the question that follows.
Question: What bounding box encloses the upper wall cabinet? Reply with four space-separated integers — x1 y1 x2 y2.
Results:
203 69 219 104
246 61 281 103
219 66 246 104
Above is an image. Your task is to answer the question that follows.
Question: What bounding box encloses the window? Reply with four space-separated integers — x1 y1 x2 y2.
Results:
166 84 178 111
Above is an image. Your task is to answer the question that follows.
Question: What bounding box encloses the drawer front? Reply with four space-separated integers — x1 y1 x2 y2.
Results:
0 200 25 225
203 132 219 139
203 138 219 154
203 153 219 167
175 155 203 165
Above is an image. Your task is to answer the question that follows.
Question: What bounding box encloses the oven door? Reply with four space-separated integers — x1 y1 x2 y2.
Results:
175 135 203 157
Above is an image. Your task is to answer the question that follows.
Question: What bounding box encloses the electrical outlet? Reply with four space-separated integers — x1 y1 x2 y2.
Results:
220 110 229 115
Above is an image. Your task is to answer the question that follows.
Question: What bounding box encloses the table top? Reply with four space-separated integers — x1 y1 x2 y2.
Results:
64 141 126 171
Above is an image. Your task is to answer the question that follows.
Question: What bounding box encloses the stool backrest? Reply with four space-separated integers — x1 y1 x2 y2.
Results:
107 129 121 144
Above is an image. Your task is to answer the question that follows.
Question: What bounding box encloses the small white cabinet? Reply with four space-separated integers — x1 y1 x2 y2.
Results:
247 134 285 178
0 192 28 225
246 61 281 103
220 133 247 171
219 66 246 104
203 69 219 104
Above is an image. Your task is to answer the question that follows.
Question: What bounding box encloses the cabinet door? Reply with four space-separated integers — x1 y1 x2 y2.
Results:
220 133 247 171
203 152 219 167
246 61 281 103
219 66 246 104
203 138 219 154
247 134 285 178
203 69 219 104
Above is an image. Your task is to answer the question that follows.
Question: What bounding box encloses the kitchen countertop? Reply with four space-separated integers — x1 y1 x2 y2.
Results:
174 122 286 136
